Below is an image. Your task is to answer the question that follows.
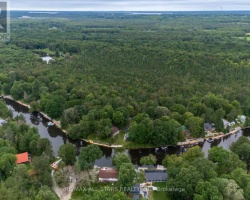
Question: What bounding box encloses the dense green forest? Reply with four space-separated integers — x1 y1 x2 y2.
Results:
163 138 250 200
0 11 250 200
2 11 250 146
0 100 59 199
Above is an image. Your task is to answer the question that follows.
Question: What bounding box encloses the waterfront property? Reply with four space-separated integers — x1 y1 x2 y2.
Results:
204 123 215 132
222 119 235 129
3 97 249 168
16 152 30 164
111 126 120 137
236 115 246 124
145 170 167 182
0 118 7 125
98 167 119 182
222 119 230 128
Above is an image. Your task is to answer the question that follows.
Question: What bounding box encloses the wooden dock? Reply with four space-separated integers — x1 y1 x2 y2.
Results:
205 127 241 141
3 95 31 109
81 139 123 148
177 138 204 146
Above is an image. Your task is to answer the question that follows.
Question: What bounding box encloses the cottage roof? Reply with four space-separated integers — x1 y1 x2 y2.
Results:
0 118 7 125
98 168 118 179
222 119 229 126
145 170 168 182
16 152 29 164
204 123 214 131
111 126 120 134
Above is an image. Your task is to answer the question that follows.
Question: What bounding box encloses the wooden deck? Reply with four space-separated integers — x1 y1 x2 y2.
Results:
4 95 31 109
81 139 123 148
205 126 241 141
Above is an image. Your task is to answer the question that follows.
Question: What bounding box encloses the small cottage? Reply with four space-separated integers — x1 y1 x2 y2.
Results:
98 167 119 182
145 170 167 182
222 119 230 129
0 118 7 125
16 152 30 164
204 123 215 132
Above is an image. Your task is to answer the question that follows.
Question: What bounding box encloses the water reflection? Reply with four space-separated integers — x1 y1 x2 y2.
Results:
95 147 113 167
243 128 250 137
3 98 250 167
4 98 66 157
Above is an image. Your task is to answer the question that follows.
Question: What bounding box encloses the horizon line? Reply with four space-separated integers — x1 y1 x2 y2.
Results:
9 9 250 12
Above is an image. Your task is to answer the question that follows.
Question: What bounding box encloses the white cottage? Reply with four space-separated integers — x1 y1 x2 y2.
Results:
222 119 230 128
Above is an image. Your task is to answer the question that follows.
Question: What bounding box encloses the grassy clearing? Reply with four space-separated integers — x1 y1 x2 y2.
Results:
87 132 156 148
235 37 250 41
87 134 112 145
23 163 36 176
116 133 156 148
71 181 112 199
33 48 56 55
112 132 125 145
70 190 83 199
153 182 169 200
24 162 33 170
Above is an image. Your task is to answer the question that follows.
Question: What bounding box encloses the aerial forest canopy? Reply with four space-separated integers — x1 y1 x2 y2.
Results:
1 11 250 145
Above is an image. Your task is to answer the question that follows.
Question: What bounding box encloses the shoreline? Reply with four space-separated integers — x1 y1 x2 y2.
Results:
1 95 246 149
1 95 67 133
178 127 242 146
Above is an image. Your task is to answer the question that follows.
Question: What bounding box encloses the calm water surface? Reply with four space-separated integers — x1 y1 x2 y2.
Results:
4 98 250 167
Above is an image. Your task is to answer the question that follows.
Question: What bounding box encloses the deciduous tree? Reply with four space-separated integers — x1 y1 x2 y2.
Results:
58 143 76 165
78 145 102 170
118 163 137 193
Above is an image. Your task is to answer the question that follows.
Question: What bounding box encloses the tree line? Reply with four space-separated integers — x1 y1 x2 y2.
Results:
1 12 250 145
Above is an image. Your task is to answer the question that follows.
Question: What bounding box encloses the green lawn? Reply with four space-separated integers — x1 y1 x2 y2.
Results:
112 132 125 145
71 182 112 199
113 133 156 148
235 37 250 41
24 162 33 170
70 190 83 199
23 163 37 176
87 132 156 149
112 132 152 148
153 182 169 200
87 134 112 145
33 48 56 55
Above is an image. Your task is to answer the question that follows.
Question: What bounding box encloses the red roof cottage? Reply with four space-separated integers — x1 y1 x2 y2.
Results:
98 167 119 182
16 152 30 164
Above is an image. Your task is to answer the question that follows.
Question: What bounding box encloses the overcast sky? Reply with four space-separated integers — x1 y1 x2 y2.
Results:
10 0 250 11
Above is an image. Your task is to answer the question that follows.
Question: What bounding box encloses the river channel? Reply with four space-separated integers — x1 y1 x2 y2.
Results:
4 98 250 167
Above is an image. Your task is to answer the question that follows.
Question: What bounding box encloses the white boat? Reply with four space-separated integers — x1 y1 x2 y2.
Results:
47 122 54 126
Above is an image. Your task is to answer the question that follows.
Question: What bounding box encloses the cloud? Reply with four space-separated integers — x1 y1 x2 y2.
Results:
10 0 250 11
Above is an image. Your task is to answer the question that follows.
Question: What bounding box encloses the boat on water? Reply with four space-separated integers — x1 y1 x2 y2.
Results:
47 122 54 126
207 138 214 143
